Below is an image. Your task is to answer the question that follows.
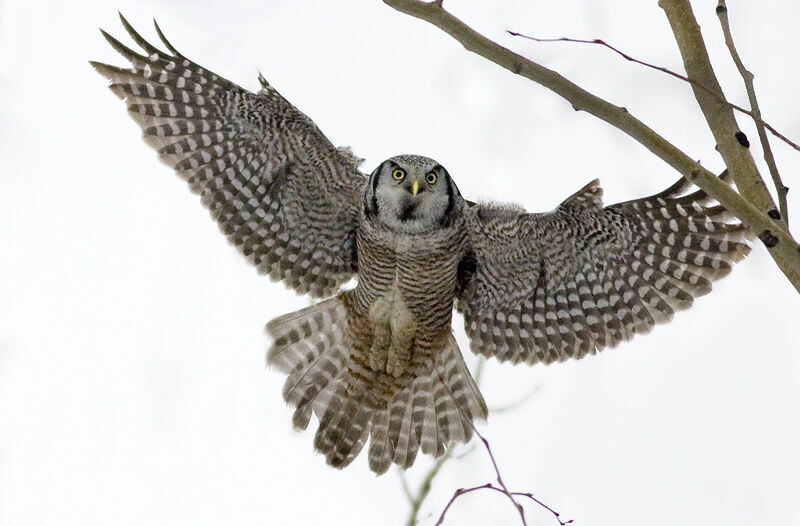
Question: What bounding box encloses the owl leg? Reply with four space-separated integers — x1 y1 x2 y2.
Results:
387 302 417 378
367 297 391 373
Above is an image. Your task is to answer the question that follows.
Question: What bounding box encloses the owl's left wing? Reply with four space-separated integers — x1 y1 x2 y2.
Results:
455 175 750 365
91 16 366 298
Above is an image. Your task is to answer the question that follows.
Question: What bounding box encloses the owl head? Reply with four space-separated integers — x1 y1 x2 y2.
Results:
364 154 463 234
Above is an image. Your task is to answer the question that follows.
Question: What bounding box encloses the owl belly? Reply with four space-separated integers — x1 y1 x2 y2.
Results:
367 280 418 378
351 223 465 381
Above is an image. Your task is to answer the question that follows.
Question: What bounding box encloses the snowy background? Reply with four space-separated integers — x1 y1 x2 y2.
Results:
2 1 799 525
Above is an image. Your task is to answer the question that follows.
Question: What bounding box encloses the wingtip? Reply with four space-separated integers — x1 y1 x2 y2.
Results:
153 17 183 57
88 59 107 75
118 11 134 32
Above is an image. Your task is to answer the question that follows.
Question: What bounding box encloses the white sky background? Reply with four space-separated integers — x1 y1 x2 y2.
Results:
1 1 799 525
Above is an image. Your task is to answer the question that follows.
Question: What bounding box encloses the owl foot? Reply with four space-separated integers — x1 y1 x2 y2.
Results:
368 327 391 373
368 349 388 374
386 346 411 378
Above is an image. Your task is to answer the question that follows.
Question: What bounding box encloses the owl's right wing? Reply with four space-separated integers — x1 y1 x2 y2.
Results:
92 15 366 297
455 174 751 365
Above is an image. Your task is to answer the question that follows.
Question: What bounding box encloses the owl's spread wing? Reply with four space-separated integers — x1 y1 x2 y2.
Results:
456 174 750 365
92 15 366 297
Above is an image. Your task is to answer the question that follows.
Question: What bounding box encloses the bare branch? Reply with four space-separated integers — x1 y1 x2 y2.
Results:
506 32 800 155
437 484 574 526
715 0 789 227
489 385 540 414
658 1 771 213
471 427 526 524
403 447 454 526
382 0 800 293
400 470 415 504
434 428 573 526
423 361 571 525
659 0 800 288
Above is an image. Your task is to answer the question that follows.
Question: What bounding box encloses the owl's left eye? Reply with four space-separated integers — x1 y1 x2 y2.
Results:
425 172 437 184
392 169 406 181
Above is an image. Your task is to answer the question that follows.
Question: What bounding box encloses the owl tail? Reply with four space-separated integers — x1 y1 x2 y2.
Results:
266 297 487 475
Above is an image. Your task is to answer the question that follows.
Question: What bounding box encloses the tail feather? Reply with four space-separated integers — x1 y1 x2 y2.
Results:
315 395 371 468
267 298 347 373
386 388 412 469
399 375 431 468
366 406 393 474
420 380 444 457
267 297 487 475
287 347 348 431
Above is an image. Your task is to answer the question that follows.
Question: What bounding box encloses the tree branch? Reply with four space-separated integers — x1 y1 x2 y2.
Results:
658 0 774 215
402 447 454 526
505 32 800 155
382 0 800 293
434 427 573 526
715 0 789 227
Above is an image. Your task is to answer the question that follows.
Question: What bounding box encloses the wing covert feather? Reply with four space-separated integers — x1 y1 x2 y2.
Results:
92 15 366 297
457 175 751 365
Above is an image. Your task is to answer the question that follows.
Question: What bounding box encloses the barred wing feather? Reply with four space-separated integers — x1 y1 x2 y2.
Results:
457 174 751 364
91 14 366 298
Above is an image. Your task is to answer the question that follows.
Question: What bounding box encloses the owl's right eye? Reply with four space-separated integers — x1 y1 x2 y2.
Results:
392 169 406 181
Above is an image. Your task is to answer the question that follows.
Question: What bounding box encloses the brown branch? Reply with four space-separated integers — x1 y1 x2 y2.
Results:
658 1 772 214
424 361 570 525
434 427 573 526
659 0 800 289
382 0 800 293
437 484 573 526
715 0 789 227
506 32 800 154
471 426 526 525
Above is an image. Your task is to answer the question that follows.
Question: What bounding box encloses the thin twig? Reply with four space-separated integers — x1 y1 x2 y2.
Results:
471 426 526 525
400 470 415 504
403 447 455 526
506 32 800 154
434 427 573 526
715 0 789 227
489 385 540 414
453 444 477 460
436 483 574 526
427 362 571 525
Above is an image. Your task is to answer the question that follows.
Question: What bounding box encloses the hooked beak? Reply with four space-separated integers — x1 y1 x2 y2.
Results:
411 180 421 197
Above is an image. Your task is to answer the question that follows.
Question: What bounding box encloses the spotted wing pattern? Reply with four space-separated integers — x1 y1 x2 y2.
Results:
92 15 366 297
457 174 751 364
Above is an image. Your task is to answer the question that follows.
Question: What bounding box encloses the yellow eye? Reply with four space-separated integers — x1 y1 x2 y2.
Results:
425 172 437 184
392 168 405 181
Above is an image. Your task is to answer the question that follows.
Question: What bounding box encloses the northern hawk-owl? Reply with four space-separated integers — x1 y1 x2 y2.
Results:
92 16 751 475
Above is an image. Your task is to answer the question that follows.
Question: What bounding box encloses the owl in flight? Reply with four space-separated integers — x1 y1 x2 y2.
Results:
93 15 750 475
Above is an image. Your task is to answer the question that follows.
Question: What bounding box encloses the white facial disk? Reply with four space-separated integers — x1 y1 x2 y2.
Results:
365 154 460 234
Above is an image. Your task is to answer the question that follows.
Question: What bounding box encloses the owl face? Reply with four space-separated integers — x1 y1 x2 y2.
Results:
365 154 461 234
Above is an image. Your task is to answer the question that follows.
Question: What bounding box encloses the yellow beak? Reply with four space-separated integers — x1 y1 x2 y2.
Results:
411 180 421 197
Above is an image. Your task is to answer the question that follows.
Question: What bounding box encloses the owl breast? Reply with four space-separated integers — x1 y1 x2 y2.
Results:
346 219 468 380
